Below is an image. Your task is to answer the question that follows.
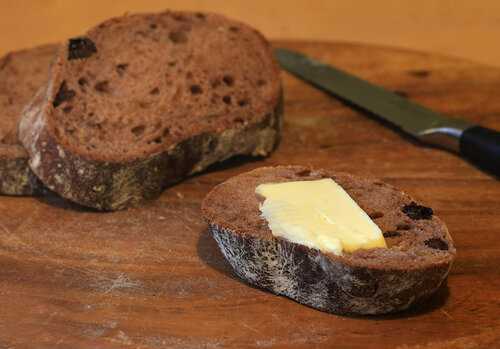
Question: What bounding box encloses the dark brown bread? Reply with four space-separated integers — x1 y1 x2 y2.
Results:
0 44 58 195
19 11 282 210
202 166 456 315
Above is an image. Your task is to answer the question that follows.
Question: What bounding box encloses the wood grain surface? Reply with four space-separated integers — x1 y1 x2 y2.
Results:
1 41 499 348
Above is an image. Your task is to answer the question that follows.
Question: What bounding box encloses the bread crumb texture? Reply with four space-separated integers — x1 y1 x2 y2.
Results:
19 11 282 210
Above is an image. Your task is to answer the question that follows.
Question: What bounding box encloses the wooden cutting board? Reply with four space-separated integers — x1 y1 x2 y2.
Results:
1 41 499 348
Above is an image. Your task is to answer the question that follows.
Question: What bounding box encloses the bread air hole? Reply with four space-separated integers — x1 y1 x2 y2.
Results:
169 30 188 44
396 223 412 230
238 99 249 107
222 95 231 105
116 63 129 75
223 75 234 86
424 238 448 251
63 106 73 114
94 81 109 93
383 231 402 238
78 77 88 86
257 79 266 87
131 125 146 137
53 81 76 108
150 87 159 95
190 85 203 94
424 238 448 250
368 212 384 219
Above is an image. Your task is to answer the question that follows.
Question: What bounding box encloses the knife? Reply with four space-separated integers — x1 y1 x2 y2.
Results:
275 48 500 176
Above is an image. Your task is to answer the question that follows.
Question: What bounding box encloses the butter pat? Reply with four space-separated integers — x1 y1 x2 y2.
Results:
255 179 387 255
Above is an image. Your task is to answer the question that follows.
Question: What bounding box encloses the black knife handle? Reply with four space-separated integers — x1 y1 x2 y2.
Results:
460 126 500 176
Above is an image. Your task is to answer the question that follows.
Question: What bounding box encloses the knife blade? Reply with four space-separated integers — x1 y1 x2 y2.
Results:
275 48 500 176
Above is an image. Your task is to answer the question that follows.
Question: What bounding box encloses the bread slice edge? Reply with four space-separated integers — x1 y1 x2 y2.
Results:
0 43 58 196
207 220 453 315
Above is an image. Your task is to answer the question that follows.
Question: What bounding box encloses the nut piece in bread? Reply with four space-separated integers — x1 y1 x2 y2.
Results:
202 166 456 315
19 11 282 210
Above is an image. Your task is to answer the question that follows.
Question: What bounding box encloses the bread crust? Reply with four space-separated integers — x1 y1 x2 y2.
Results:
209 223 452 315
19 12 283 210
0 44 57 196
0 156 45 195
202 166 456 315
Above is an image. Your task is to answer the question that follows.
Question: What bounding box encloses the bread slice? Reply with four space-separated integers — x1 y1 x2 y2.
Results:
0 44 58 195
202 166 456 315
19 11 282 210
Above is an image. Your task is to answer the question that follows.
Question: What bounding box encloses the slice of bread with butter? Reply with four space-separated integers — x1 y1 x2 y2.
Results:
202 165 456 315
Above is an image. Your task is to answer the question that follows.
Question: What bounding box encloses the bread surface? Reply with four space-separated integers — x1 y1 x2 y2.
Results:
0 44 57 195
19 11 282 210
202 166 456 315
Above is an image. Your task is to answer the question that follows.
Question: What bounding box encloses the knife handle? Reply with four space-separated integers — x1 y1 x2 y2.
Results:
460 126 500 176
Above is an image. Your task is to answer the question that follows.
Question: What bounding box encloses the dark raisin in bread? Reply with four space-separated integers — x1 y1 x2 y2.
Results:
0 44 57 195
202 166 456 315
19 11 282 210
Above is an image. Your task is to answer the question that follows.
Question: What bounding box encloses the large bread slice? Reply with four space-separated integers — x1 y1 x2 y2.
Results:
0 44 57 195
202 166 456 315
19 11 282 210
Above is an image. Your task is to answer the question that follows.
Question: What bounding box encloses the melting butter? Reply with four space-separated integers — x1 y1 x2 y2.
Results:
255 178 387 255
